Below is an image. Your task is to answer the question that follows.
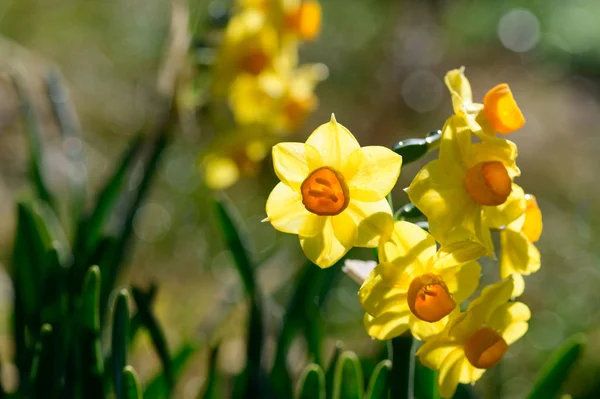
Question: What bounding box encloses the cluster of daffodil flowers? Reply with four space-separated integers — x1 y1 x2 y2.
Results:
263 67 543 398
202 0 327 190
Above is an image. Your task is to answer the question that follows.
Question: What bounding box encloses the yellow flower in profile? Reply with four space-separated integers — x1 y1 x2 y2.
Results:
358 221 481 341
500 194 542 296
445 67 525 135
417 278 530 399
264 115 402 267
406 115 526 256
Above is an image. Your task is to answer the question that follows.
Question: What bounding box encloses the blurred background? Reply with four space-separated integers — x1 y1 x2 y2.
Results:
1 0 600 397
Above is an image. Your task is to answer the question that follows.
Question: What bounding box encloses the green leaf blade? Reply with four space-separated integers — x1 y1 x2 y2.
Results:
112 290 131 399
527 333 586 399
122 366 143 399
364 360 391 399
296 363 325 399
333 351 364 399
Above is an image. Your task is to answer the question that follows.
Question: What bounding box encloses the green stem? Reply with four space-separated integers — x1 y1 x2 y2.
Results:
390 335 415 399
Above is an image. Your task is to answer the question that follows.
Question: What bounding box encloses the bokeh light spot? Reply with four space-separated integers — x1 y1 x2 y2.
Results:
401 70 443 113
498 9 541 53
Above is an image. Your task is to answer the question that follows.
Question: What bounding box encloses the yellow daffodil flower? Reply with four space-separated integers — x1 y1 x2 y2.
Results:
228 63 327 132
500 194 542 296
264 115 402 267
212 9 279 97
417 278 530 398
358 221 482 341
201 129 270 190
445 67 525 135
407 115 526 256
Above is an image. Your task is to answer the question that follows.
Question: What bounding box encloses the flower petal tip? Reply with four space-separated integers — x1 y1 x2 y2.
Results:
330 113 337 123
261 216 270 223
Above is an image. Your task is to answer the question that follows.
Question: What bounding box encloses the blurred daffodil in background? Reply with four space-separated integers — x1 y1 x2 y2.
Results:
264 115 401 267
200 0 326 190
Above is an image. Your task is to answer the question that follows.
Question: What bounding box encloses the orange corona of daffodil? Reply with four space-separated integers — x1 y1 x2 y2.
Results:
445 67 525 135
264 115 402 268
500 194 543 296
417 278 530 398
284 0 322 41
406 115 526 255
358 221 482 341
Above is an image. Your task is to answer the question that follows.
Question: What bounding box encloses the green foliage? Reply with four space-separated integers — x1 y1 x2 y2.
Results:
112 290 131 398
392 130 441 166
121 366 143 399
297 364 326 399
364 360 392 399
527 334 587 399
333 351 364 399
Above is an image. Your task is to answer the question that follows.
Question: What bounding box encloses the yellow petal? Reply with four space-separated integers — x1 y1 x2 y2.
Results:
410 313 453 341
488 302 531 344
445 68 473 114
343 199 394 248
511 272 526 297
306 114 360 170
331 211 358 249
358 266 409 317
304 143 323 170
439 261 481 303
500 229 541 277
468 135 520 178
417 336 459 370
407 161 492 254
458 361 486 385
203 156 240 190
434 241 487 270
449 279 514 342
347 146 402 201
265 182 311 235
272 142 310 190
363 311 411 340
522 194 543 242
299 216 348 268
438 348 465 399
379 221 437 270
437 116 472 177
483 184 526 229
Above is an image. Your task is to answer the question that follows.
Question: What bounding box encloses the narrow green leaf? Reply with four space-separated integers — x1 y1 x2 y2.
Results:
122 366 143 399
197 344 221 399
364 360 391 399
392 130 441 166
30 324 57 398
414 358 440 399
12 76 57 212
81 266 104 399
113 290 131 399
333 351 364 399
45 69 87 233
271 263 340 398
77 135 143 265
326 341 344 399
214 195 265 398
527 333 586 399
100 131 169 313
130 284 157 344
390 335 415 399
131 286 174 393
296 363 325 399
